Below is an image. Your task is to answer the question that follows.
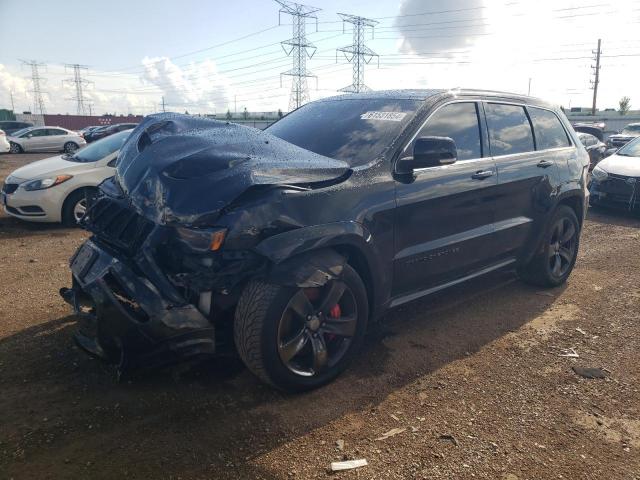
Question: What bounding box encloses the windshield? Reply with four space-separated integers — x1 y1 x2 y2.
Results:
266 98 421 166
617 137 640 157
621 125 640 135
69 129 132 163
11 127 32 137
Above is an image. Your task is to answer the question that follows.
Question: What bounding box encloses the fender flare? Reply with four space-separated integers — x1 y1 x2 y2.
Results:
254 221 379 288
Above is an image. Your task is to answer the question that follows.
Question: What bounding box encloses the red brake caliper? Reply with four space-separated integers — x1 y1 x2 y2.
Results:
327 303 341 341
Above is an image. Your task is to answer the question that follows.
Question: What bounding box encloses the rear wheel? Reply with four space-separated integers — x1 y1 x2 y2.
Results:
9 142 22 154
234 264 368 391
519 205 580 288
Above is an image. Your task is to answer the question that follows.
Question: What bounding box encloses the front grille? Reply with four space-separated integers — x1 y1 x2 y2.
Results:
85 196 154 256
2 183 18 194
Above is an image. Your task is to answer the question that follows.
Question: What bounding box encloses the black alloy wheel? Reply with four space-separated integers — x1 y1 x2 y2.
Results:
548 216 577 280
277 280 358 377
234 264 368 391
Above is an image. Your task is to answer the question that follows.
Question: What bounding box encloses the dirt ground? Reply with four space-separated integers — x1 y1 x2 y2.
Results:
1 153 639 480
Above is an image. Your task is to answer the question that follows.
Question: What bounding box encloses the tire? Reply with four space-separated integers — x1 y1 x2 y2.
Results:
64 142 79 154
519 205 580 288
61 189 89 227
9 142 22 154
234 263 369 392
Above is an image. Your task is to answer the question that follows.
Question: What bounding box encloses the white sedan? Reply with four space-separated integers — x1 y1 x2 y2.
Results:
8 126 86 154
2 129 132 225
0 129 9 153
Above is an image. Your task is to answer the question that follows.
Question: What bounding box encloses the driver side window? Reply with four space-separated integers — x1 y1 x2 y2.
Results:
410 102 483 161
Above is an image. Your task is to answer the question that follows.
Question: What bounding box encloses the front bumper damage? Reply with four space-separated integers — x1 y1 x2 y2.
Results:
60 239 215 374
590 175 640 212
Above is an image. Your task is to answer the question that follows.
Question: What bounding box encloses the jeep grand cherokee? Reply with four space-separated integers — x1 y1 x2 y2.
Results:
60 89 589 391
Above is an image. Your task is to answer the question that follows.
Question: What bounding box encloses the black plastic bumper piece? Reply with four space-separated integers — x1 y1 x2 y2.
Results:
61 239 215 374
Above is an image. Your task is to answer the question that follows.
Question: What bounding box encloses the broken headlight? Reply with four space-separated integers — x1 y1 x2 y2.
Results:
591 166 608 182
174 227 227 253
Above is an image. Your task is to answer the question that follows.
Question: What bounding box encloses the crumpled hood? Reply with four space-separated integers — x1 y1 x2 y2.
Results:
114 113 351 225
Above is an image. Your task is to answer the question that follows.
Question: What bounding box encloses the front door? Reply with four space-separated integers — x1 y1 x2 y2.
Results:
392 101 499 302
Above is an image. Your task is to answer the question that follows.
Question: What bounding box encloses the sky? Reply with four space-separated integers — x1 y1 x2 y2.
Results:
1 0 639 116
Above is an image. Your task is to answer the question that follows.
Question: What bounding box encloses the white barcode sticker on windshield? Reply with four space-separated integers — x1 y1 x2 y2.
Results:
360 111 407 122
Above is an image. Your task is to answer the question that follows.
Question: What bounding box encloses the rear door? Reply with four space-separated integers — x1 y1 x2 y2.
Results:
47 128 69 150
392 101 500 302
486 102 568 261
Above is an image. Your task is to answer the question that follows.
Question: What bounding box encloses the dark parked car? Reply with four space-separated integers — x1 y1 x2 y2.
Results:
578 132 607 170
85 123 138 143
573 122 605 142
0 121 34 136
60 90 589 391
607 123 640 149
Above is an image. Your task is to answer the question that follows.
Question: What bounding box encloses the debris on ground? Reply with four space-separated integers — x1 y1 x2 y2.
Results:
575 327 587 335
375 427 406 441
438 434 460 446
330 459 368 471
572 366 607 379
558 348 579 358
335 439 344 451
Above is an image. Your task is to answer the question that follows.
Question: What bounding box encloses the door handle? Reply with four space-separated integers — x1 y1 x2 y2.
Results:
471 170 494 180
537 160 554 168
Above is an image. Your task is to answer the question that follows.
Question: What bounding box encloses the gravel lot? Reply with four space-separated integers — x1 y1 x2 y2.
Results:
1 153 639 479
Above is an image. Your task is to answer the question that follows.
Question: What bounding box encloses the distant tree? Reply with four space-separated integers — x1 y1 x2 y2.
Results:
184 110 189 115
243 107 249 120
278 108 284 119
619 96 631 116
226 109 232 120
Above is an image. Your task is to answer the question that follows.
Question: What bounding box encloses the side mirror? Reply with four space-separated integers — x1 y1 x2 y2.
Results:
396 136 457 174
26 133 33 138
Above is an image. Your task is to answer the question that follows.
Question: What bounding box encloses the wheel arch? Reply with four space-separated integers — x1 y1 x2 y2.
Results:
60 185 97 220
255 221 381 319
556 192 585 226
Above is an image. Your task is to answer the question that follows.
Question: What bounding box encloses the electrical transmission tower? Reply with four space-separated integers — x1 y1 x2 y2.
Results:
336 14 379 93
276 0 321 111
21 60 47 115
64 64 93 115
590 38 602 115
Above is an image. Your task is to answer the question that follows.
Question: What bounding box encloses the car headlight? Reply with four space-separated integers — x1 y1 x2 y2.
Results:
22 174 73 191
591 166 608 182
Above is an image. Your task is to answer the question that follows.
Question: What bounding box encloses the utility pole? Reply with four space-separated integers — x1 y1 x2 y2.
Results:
234 94 237 114
276 0 321 111
161 96 166 112
591 38 602 115
64 64 92 115
528 78 532 96
336 13 379 93
21 60 47 115
10 91 15 112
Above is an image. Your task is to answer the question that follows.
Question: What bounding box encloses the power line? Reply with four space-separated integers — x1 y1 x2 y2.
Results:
64 64 92 115
276 0 321 110
336 13 379 93
21 60 47 115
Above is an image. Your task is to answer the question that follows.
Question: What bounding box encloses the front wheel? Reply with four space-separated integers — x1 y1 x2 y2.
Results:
519 205 580 288
9 142 22 154
64 142 79 154
234 264 368 391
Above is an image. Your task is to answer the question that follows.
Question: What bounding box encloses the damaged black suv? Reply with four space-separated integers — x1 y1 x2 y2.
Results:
61 89 589 391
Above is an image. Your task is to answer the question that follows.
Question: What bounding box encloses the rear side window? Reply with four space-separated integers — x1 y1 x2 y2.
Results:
412 102 482 160
48 129 67 135
528 107 571 150
485 103 534 156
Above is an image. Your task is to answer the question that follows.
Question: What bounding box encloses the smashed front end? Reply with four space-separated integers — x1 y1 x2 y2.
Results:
590 173 640 212
60 113 350 373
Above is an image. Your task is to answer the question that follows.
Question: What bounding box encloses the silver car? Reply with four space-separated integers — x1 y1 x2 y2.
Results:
8 126 86 154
